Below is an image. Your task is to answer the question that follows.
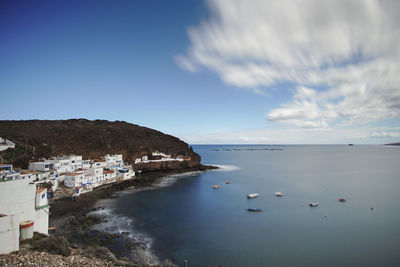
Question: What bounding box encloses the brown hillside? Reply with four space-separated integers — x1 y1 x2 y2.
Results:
0 119 200 170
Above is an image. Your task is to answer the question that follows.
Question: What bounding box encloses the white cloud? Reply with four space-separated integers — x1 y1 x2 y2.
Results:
176 0 400 129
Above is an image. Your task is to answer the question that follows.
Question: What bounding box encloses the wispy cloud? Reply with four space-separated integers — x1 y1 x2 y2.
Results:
176 0 400 130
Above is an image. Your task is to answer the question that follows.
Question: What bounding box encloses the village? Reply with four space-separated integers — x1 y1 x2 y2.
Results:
0 149 186 255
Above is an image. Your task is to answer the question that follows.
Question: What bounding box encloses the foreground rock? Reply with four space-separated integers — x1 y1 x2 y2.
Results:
0 237 177 267
0 247 115 267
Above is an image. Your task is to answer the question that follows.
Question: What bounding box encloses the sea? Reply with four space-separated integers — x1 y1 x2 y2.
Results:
91 145 400 267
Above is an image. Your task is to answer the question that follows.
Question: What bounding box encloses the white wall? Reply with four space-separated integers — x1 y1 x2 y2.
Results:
0 180 35 222
34 209 48 234
35 189 48 209
0 214 19 254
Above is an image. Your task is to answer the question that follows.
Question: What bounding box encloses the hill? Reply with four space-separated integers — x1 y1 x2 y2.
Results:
0 119 201 170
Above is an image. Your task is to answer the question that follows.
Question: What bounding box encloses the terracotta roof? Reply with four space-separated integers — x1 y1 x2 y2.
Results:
20 170 34 175
36 188 46 194
103 170 114 174
65 172 82 176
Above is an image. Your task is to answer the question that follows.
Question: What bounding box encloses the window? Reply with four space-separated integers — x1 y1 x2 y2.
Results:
41 193 45 199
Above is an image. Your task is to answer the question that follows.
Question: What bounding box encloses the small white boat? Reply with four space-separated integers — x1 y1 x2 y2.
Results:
275 192 283 197
309 202 319 207
247 193 259 199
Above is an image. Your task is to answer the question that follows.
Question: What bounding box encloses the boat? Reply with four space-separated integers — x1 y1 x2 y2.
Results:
275 192 283 197
309 202 319 207
213 185 221 189
247 208 264 212
338 198 346 202
225 180 231 184
247 193 259 199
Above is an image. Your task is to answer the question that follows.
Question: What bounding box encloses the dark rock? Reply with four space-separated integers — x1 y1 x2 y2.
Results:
33 235 71 256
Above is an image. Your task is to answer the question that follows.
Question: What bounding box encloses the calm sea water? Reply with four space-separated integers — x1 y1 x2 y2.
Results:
99 145 400 266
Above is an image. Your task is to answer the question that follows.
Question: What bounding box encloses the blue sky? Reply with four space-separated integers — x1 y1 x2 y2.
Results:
1 0 400 144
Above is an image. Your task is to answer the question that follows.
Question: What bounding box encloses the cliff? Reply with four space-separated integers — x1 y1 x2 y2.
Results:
0 119 201 170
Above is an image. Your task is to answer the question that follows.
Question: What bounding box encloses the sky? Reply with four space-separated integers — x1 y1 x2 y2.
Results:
1 0 400 144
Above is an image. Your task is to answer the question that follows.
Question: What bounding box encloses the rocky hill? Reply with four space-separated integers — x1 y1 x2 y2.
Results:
0 119 201 170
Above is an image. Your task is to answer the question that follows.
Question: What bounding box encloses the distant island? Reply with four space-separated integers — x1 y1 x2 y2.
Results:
384 142 400 146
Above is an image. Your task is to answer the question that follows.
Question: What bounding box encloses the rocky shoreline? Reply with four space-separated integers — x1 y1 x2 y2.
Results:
47 164 217 266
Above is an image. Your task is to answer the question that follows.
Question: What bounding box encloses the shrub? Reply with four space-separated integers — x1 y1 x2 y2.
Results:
33 235 71 256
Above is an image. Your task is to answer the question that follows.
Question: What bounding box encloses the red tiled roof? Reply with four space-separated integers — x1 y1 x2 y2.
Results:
103 170 114 174
20 170 34 175
65 173 82 176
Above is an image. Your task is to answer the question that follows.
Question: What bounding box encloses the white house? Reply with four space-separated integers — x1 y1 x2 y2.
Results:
28 160 60 172
103 170 117 184
0 137 15 152
0 164 19 182
19 170 36 181
81 160 91 169
117 167 135 180
152 151 171 159
63 172 86 188
91 161 107 169
3 172 19 182
85 167 104 186
69 155 82 169
50 155 82 173
52 157 72 173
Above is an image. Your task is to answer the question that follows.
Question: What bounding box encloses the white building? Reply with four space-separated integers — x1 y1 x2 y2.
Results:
85 167 103 186
51 155 82 173
103 170 117 184
18 170 36 181
0 164 19 182
117 167 135 180
0 137 15 152
152 151 171 159
81 160 91 169
63 172 86 188
0 180 49 254
28 160 60 172
91 161 107 169
104 154 122 164
6 153 134 198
